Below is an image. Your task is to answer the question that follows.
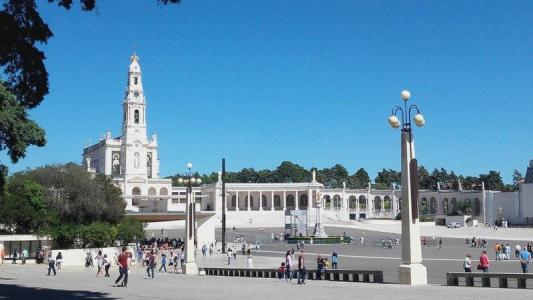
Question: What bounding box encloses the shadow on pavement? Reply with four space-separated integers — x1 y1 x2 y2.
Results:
0 283 117 300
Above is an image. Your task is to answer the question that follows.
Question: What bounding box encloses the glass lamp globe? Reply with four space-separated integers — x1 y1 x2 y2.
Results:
196 178 202 184
414 113 425 127
177 178 184 184
190 178 196 184
401 90 411 101
388 115 401 128
186 162 193 169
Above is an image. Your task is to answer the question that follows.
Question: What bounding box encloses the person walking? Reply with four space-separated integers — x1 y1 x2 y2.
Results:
158 253 167 273
56 252 63 270
47 252 56 276
114 247 129 287
285 250 293 281
227 247 232 265
515 243 522 258
331 251 338 269
0 244 5 264
519 246 532 273
20 249 29 265
95 250 104 277
297 250 306 285
246 252 253 269
146 250 156 278
479 250 490 273
463 254 472 272
12 249 18 264
103 254 111 277
438 239 443 250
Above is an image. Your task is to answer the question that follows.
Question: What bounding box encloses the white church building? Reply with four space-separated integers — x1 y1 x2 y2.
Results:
83 54 533 228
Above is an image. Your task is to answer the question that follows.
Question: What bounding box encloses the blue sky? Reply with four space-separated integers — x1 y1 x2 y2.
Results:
4 0 533 183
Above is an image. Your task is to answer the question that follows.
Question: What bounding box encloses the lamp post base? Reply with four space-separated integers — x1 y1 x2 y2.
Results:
398 263 427 285
182 262 198 275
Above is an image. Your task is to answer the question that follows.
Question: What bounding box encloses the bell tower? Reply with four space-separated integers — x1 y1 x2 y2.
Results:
122 53 148 144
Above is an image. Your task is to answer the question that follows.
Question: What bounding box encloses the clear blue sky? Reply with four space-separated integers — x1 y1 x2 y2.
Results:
4 0 533 183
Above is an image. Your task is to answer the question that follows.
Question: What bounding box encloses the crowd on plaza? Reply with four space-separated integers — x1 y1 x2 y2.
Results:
462 241 533 274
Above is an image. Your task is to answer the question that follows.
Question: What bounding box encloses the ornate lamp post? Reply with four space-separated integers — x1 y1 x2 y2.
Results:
177 162 202 275
388 90 427 285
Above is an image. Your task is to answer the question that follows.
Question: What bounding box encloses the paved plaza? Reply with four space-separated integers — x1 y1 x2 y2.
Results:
1 263 532 300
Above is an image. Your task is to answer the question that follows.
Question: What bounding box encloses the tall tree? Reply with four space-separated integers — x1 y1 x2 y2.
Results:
270 161 310 183
479 171 505 191
374 169 401 190
348 168 370 189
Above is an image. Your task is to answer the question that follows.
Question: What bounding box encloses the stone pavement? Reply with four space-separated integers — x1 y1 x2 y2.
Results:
0 263 532 300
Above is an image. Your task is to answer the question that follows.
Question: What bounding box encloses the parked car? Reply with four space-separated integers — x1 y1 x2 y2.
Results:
447 222 460 228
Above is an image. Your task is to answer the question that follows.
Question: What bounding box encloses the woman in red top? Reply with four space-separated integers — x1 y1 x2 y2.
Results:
479 250 490 272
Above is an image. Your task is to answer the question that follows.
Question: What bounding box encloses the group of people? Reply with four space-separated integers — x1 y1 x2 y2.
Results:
226 245 254 268
467 237 488 248
280 249 306 284
464 245 532 274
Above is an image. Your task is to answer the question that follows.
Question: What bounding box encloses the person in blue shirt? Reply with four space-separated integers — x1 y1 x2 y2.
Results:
331 251 338 269
519 247 531 273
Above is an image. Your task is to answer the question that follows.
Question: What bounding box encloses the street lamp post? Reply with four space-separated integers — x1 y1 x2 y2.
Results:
178 162 202 275
388 90 427 285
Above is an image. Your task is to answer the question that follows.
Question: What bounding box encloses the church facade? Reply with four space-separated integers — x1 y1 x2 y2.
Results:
83 55 532 228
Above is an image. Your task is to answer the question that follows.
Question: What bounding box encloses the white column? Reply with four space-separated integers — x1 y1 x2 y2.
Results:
247 191 251 211
236 192 240 211
259 191 263 211
183 186 198 275
295 191 299 210
271 191 275 211
282 190 286 211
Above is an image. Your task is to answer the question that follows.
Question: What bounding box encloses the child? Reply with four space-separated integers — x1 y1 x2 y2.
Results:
103 254 111 277
279 262 286 281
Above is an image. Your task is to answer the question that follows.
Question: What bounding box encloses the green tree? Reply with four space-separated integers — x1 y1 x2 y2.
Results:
348 168 370 189
417 165 433 190
512 169 524 191
23 163 125 224
270 161 310 183
456 201 472 215
0 176 49 233
374 169 401 189
479 171 505 191
116 217 146 245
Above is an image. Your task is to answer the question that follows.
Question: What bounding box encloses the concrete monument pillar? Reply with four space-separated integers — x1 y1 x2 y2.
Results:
398 131 427 285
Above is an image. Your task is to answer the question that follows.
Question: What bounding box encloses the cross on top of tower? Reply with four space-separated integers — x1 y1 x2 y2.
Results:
130 52 139 62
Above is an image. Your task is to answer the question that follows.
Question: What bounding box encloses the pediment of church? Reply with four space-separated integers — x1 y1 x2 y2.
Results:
128 177 146 183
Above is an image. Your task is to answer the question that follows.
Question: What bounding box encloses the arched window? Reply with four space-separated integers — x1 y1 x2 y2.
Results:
451 198 458 214
286 195 295 210
299 194 308 209
443 198 449 214
384 196 391 212
231 195 236 210
374 196 382 211
274 195 281 209
349 196 357 209
398 198 402 211
324 195 331 209
148 187 157 196
359 195 367 210
473 198 481 216
134 77 138 85
132 187 141 195
262 195 267 209
333 195 341 210
134 109 140 124
160 187 168 196
430 197 437 214
420 197 428 214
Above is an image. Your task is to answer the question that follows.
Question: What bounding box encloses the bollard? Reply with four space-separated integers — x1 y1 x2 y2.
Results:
498 277 508 288
465 276 474 287
517 278 527 289
481 277 491 287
